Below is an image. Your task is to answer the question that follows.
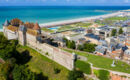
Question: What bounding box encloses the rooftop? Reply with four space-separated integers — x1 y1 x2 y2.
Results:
85 33 100 40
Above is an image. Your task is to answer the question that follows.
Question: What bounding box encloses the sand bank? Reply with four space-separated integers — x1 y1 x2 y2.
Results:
40 12 124 28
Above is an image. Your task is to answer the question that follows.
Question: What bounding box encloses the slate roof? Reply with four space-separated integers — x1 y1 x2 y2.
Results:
19 25 27 32
36 36 43 43
4 20 10 26
95 45 107 54
85 33 100 40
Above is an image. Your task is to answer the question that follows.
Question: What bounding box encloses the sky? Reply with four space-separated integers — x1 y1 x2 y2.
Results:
0 0 130 6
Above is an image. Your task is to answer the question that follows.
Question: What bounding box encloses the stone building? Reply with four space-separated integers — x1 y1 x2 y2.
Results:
3 19 75 70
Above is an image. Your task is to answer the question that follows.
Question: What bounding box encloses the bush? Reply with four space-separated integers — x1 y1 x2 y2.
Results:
76 60 91 75
68 70 84 80
63 38 76 49
83 43 96 53
77 45 84 51
54 68 61 74
94 69 110 80
45 52 49 56
111 29 117 36
119 28 123 34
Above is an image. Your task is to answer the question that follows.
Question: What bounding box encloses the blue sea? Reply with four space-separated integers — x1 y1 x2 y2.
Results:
0 6 130 30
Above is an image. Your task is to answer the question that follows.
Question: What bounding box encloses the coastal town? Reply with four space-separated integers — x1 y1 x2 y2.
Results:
0 11 130 80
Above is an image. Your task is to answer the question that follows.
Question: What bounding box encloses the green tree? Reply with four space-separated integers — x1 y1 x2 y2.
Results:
111 29 117 36
68 70 84 80
13 65 35 80
71 41 76 49
12 65 48 80
64 38 76 49
83 43 96 53
0 61 11 80
119 28 123 34
77 45 84 51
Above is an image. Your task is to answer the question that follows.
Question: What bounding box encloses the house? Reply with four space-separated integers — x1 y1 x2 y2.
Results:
94 26 116 39
95 45 107 55
85 33 100 45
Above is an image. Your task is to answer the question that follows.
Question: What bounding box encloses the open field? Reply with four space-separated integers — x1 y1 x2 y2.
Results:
105 17 129 21
63 48 130 74
42 27 54 33
74 22 92 28
17 46 69 80
57 25 77 32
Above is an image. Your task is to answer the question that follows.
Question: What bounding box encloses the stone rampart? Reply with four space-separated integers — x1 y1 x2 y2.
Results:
26 33 75 70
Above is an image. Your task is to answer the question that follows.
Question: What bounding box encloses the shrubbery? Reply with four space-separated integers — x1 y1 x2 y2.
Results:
0 33 48 80
111 29 117 36
64 38 76 49
68 69 84 80
64 38 96 53
54 68 61 74
94 69 110 80
76 60 91 75
78 43 96 53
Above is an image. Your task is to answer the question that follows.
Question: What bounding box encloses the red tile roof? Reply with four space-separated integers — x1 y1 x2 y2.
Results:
33 23 40 30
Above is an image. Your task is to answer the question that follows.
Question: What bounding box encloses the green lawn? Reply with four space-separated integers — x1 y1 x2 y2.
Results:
76 60 91 75
57 25 77 32
17 46 69 80
95 20 105 26
42 28 54 33
63 48 130 74
75 22 92 28
105 17 128 21
0 32 3 35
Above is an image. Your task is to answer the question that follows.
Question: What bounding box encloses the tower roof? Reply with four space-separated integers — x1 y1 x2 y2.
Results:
19 25 27 32
33 23 40 30
4 20 10 26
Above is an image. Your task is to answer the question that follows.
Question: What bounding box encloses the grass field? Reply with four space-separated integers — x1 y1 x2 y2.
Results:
76 60 91 75
57 25 77 32
17 46 69 80
63 48 130 74
74 22 92 28
105 17 128 21
42 27 54 33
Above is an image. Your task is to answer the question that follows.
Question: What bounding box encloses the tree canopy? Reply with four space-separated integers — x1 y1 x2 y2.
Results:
119 28 123 34
111 29 117 36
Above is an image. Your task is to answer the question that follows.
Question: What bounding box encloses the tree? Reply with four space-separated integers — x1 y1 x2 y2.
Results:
111 29 117 36
77 45 84 51
83 43 96 53
12 65 48 80
119 28 123 34
71 41 76 49
63 38 76 49
68 70 84 80
0 61 12 80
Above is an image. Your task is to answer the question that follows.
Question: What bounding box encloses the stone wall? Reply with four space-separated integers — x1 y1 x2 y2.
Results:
26 33 75 70
3 27 18 40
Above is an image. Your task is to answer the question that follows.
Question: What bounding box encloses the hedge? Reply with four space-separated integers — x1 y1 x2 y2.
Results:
76 60 91 75
94 69 110 80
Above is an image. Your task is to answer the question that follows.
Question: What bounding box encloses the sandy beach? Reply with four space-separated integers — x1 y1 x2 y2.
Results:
40 11 125 28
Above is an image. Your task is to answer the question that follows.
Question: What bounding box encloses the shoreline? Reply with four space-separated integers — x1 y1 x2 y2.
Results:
39 11 124 27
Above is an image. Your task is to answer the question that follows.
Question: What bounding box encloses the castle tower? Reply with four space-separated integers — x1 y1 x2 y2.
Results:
3 20 10 36
33 23 41 34
18 25 27 46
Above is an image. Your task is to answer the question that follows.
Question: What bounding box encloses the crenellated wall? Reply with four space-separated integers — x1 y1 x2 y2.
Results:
3 26 75 70
25 33 75 70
